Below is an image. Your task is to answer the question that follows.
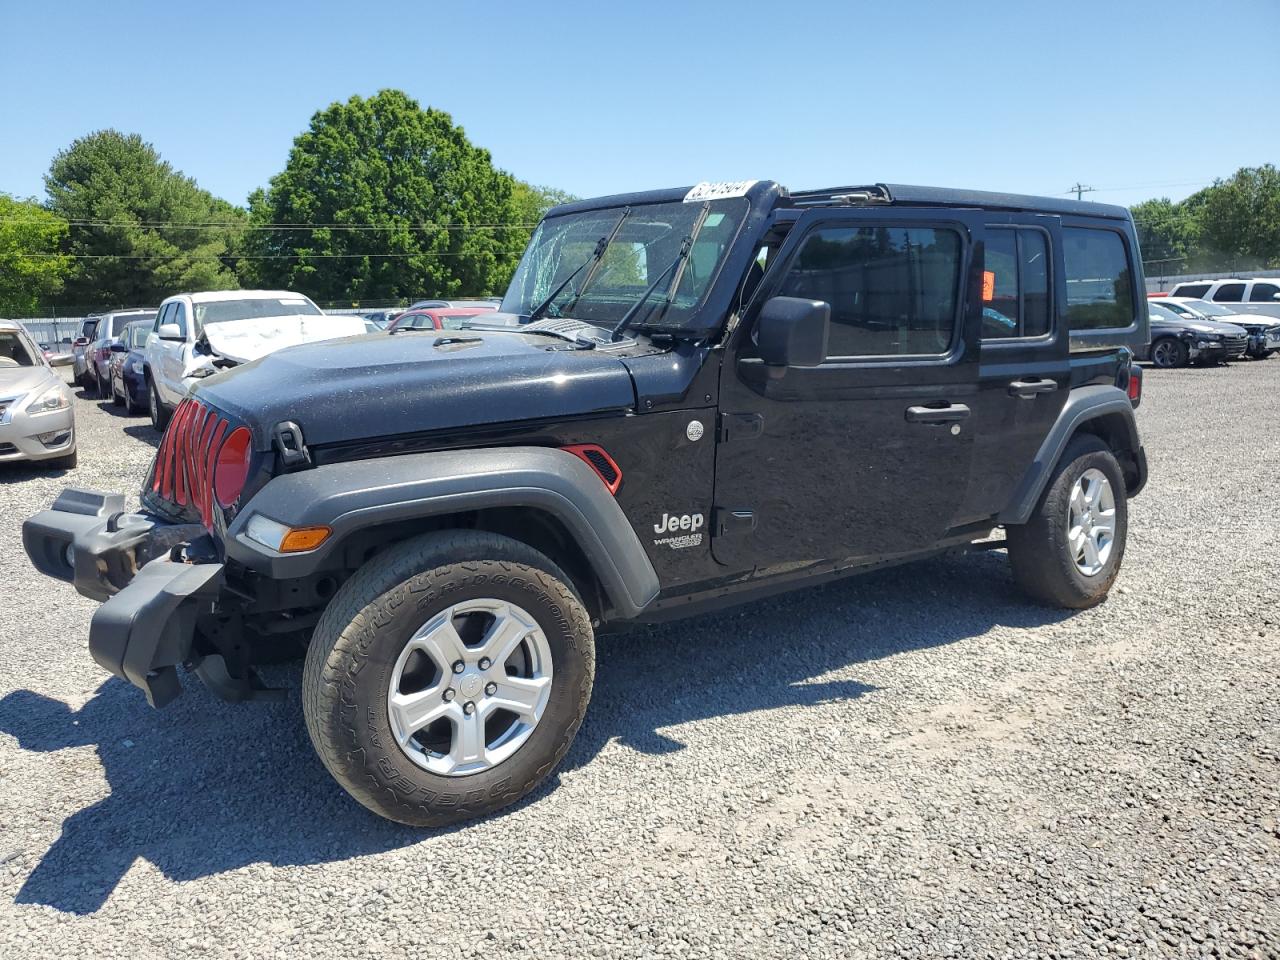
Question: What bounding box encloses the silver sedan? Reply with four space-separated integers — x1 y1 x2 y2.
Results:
0 320 77 469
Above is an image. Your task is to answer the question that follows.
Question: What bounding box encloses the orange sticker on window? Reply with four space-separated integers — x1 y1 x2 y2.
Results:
982 271 996 302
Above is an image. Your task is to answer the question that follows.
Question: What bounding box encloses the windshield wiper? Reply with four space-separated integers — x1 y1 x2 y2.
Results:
611 203 710 342
527 207 631 323
465 323 599 350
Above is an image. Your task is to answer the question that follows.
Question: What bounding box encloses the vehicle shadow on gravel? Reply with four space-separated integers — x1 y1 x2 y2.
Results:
121 424 161 448
0 462 75 484
0 550 1071 915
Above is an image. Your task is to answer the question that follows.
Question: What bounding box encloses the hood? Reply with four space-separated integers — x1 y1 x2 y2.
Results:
193 327 639 447
0 364 59 399
202 314 369 364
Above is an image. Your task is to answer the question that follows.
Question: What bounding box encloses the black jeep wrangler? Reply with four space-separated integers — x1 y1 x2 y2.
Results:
24 181 1149 825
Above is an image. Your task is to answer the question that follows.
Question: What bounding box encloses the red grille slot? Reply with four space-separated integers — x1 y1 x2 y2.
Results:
148 398 239 527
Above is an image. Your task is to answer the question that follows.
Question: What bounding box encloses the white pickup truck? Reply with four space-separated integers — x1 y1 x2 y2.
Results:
143 290 366 429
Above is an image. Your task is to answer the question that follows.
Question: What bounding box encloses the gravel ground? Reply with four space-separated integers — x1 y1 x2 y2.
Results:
0 363 1276 959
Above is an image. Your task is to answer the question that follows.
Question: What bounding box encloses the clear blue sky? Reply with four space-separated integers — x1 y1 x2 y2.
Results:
2 0 1276 211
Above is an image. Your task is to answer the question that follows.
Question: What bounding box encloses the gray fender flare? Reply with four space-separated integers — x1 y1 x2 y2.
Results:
997 385 1143 526
224 446 660 619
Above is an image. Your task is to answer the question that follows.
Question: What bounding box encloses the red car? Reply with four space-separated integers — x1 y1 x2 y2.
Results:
386 308 489 333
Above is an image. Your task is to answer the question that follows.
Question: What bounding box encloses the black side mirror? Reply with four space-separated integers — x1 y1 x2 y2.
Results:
756 296 829 368
109 342 128 353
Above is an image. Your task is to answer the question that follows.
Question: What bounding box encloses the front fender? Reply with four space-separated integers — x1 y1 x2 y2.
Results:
224 446 660 620
997 385 1145 526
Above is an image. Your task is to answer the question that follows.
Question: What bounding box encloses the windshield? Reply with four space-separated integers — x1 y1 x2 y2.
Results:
194 297 322 328
0 331 37 367
128 323 150 349
500 198 749 332
110 313 155 337
1148 303 1180 322
1185 300 1237 318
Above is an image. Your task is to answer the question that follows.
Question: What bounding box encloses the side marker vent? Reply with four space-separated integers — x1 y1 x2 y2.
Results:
561 444 622 495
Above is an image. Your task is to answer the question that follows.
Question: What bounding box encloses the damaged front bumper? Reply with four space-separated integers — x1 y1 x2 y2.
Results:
23 488 223 707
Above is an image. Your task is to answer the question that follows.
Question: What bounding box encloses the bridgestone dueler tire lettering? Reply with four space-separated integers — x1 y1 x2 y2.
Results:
1006 434 1128 610
302 530 595 826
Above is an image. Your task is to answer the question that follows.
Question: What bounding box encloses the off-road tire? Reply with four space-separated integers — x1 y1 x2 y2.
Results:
1006 434 1128 609
149 379 171 431
302 530 595 827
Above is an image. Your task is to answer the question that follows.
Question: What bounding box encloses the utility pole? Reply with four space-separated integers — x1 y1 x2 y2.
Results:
1068 182 1096 201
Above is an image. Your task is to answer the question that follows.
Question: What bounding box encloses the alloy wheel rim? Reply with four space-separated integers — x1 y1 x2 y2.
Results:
387 598 554 777
1152 341 1177 367
1067 468 1116 576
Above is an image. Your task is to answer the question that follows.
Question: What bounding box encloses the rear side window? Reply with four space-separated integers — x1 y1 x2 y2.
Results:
1213 283 1245 302
982 228 1050 340
1250 282 1280 302
1173 282 1210 299
776 224 962 357
1063 227 1136 330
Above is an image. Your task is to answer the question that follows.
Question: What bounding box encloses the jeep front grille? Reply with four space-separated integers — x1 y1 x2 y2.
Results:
149 398 232 527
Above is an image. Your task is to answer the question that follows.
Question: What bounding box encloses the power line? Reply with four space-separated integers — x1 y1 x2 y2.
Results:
0 218 539 232
16 251 501 260
1067 182 1097 202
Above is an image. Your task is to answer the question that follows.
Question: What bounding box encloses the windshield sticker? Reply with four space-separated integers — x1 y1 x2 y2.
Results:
684 181 758 203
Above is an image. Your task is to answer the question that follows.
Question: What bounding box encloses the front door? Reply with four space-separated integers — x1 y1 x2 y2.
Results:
712 207 983 573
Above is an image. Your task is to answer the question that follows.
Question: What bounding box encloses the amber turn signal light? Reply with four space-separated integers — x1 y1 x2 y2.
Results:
279 526 332 553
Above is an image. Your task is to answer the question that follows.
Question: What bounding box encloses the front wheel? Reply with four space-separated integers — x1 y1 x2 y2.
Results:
149 379 171 430
302 531 595 826
1006 434 1128 609
1149 337 1187 369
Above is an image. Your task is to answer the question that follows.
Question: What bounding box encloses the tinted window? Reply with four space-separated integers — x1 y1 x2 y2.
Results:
1213 283 1245 302
777 225 962 357
1173 283 1210 299
982 228 1050 340
1248 282 1279 302
1063 228 1135 330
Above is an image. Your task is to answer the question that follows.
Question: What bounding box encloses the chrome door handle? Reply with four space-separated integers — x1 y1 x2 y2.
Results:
905 403 970 424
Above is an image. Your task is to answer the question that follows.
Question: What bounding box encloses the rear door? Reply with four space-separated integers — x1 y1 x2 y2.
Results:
959 215 1069 521
712 206 983 572
1242 280 1280 319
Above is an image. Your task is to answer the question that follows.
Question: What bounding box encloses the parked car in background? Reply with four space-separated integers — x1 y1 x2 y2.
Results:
361 308 401 329
1158 297 1280 359
385 307 491 332
144 290 366 430
71 316 101 386
406 298 501 312
88 308 158 397
108 320 152 414
39 342 74 367
1168 278 1280 320
0 319 76 468
1138 301 1248 368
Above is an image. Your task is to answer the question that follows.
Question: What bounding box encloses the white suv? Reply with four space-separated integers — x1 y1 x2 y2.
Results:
144 290 366 429
1168 278 1280 319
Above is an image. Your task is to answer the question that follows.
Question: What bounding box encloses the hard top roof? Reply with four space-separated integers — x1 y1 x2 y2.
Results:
547 180 1131 221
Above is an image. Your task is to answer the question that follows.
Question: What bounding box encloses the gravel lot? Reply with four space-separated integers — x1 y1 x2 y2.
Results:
0 363 1276 959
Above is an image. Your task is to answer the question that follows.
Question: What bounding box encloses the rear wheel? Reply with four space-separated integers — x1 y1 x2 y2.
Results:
1006 434 1128 609
149 379 171 430
124 382 143 415
302 530 595 826
1150 337 1187 369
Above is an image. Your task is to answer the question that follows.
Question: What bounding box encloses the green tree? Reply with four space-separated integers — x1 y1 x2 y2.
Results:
45 130 243 308
248 90 531 303
510 181 577 227
1130 197 1199 276
0 194 71 316
1195 165 1280 270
